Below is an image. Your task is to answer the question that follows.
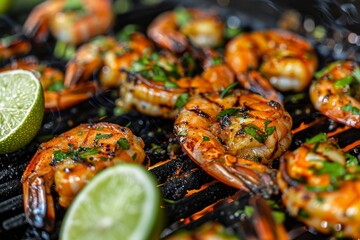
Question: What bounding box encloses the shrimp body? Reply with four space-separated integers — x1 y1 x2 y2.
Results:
64 33 153 88
174 90 292 196
0 58 96 111
23 0 113 45
147 8 223 53
309 61 360 128
116 52 235 119
22 122 145 231
277 139 360 238
225 30 317 92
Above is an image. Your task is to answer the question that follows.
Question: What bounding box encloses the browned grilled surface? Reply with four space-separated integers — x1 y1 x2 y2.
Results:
1 1 360 240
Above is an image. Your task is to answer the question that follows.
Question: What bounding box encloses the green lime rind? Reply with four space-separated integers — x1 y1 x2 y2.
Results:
0 70 44 154
60 164 164 240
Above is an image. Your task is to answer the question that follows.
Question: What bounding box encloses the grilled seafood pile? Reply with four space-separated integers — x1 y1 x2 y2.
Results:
0 1 359 239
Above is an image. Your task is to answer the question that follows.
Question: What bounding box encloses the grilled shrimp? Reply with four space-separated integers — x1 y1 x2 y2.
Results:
309 61 360 128
225 29 317 92
147 8 223 53
174 89 292 196
0 35 31 60
64 33 152 88
116 52 235 119
23 0 113 44
0 58 96 111
277 135 360 238
21 122 145 231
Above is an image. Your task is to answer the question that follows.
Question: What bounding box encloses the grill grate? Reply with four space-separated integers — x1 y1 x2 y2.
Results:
1 1 359 239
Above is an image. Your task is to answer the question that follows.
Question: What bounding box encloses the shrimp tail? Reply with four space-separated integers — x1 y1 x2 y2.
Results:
64 62 86 88
237 71 283 105
23 176 55 232
224 158 279 198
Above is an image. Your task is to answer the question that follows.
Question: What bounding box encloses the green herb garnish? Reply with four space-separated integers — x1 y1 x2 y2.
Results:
132 153 137 160
305 132 327 144
175 93 189 109
52 145 99 163
164 81 179 89
341 102 360 115
352 67 360 83
310 160 345 179
95 133 113 140
216 108 240 118
241 120 276 144
212 57 222 66
314 62 339 79
62 0 86 13
202 136 210 142
174 7 192 27
117 24 140 42
333 76 353 89
298 209 310 218
46 80 65 92
117 138 130 150
220 82 238 99
345 153 359 167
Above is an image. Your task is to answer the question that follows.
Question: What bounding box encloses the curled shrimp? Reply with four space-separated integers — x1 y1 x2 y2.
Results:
0 57 97 111
64 33 153 88
23 0 113 45
225 29 317 92
174 89 292 196
309 61 360 128
0 35 31 60
147 8 223 53
277 136 360 238
116 52 235 119
21 122 146 231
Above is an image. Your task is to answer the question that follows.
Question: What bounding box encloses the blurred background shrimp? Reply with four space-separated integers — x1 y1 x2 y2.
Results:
278 134 360 238
147 7 223 53
225 29 317 92
23 0 114 45
0 57 97 111
309 61 360 128
64 32 153 89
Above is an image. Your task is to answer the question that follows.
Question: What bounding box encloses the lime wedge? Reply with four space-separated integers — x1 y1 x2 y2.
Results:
60 164 164 240
0 70 44 154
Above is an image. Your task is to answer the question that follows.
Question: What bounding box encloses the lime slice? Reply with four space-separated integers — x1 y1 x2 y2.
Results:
0 70 44 154
60 164 164 240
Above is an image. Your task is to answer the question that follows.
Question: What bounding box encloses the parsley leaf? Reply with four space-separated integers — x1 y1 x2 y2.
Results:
95 133 113 140
117 138 130 150
305 132 327 144
175 93 189 109
341 102 360 115
220 82 238 99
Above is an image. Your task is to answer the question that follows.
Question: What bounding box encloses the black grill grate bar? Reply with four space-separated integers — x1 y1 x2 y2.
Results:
0 179 22 202
2 213 26 232
0 195 22 215
165 182 238 224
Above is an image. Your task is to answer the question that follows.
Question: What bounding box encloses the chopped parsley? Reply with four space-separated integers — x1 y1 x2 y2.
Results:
175 93 189 109
95 133 113 140
220 82 238 99
341 102 360 115
117 138 130 150
352 67 360 83
52 144 99 163
46 81 65 92
240 120 276 144
310 160 345 179
211 57 223 66
314 62 339 79
164 81 179 89
202 136 210 142
216 108 240 118
174 7 192 27
345 153 359 167
117 24 140 42
62 0 86 13
333 76 353 89
305 132 327 144
132 153 137 160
